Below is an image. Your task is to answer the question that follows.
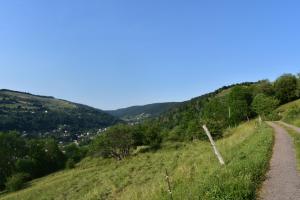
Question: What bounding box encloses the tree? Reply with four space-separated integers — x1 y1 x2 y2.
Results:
253 80 275 96
251 94 279 119
15 158 37 177
64 144 82 162
0 132 26 189
90 124 134 160
227 86 253 125
274 74 298 104
201 96 229 136
143 124 162 149
43 139 66 172
297 73 300 97
5 173 29 192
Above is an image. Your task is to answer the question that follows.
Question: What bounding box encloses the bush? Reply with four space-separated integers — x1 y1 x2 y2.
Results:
251 94 279 120
274 74 298 104
5 173 29 192
65 159 76 169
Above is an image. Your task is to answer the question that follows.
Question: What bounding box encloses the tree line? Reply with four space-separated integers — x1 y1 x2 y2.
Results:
0 132 86 192
89 73 300 160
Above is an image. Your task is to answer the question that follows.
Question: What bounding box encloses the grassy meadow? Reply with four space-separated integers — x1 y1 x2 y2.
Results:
0 121 273 200
277 99 300 126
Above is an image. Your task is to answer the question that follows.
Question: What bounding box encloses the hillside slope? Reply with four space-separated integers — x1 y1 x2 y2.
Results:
277 99 300 126
0 121 273 200
106 102 178 122
0 89 120 140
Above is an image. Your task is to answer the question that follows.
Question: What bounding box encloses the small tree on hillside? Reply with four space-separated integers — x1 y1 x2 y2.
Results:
297 73 300 97
91 124 134 160
227 86 253 125
274 74 298 104
251 94 279 120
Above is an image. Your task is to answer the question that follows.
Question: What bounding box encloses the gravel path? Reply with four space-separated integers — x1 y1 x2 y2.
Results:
278 121 300 133
259 122 300 200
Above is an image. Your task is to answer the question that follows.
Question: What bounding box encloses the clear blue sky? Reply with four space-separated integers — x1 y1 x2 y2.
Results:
0 0 299 110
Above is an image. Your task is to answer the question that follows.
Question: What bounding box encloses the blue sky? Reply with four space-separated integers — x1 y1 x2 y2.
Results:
0 0 299 110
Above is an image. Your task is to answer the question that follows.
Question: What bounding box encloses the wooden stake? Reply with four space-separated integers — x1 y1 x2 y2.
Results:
258 115 262 125
202 125 225 165
165 168 173 200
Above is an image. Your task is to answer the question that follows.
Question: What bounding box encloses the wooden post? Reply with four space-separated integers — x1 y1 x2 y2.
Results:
258 115 262 125
165 168 173 200
202 125 225 165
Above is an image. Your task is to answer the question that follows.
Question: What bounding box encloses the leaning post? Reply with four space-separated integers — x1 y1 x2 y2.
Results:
202 125 225 165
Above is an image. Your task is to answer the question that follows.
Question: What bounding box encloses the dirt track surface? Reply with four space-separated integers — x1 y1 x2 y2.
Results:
278 121 300 133
259 122 300 200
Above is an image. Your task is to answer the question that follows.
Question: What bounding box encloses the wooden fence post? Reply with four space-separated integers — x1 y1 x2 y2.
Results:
165 168 173 200
202 125 225 165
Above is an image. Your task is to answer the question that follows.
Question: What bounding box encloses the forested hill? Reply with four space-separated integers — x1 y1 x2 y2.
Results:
106 102 178 122
0 89 120 136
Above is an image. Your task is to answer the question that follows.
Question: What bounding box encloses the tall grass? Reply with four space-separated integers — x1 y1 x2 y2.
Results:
0 121 273 200
284 127 300 171
277 99 300 126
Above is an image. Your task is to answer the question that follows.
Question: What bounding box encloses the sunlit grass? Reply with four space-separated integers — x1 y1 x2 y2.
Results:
283 127 300 171
0 121 273 200
277 99 300 126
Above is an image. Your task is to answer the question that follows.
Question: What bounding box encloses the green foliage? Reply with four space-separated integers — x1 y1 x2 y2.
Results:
90 124 134 160
297 73 300 97
251 94 279 119
0 132 67 191
5 173 29 192
15 159 37 178
65 159 76 169
107 102 178 122
64 144 83 162
277 99 300 126
274 74 298 104
227 86 253 124
143 124 162 148
201 96 229 136
0 89 119 136
0 132 26 189
252 80 275 96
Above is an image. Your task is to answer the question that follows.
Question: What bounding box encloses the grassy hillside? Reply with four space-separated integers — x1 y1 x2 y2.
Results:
277 99 300 126
106 102 179 122
0 89 120 141
0 121 273 200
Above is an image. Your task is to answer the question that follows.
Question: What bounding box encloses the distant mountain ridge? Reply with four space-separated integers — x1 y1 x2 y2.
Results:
0 89 120 139
106 102 179 122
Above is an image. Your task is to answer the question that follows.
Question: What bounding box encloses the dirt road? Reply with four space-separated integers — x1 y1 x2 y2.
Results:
259 122 300 200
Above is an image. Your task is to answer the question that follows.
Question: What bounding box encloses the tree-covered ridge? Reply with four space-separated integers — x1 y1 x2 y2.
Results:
106 102 179 122
89 74 300 161
0 89 120 136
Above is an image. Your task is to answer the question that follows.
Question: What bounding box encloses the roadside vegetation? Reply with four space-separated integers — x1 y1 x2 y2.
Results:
0 121 273 200
277 99 300 127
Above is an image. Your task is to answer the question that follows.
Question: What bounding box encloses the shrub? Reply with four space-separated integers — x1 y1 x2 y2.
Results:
251 94 279 120
5 173 29 192
90 124 134 160
65 159 76 169
274 74 298 104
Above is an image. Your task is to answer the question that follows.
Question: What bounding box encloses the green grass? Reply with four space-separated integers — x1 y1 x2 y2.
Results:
277 99 300 126
284 127 300 171
0 121 273 200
